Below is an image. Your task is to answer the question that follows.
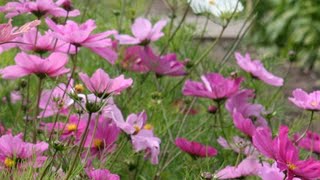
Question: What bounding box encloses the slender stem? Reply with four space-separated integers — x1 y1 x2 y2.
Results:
32 77 44 143
39 150 58 180
83 114 100 163
108 139 128 170
64 113 93 180
217 101 227 140
23 76 31 141
160 5 189 56
295 111 314 143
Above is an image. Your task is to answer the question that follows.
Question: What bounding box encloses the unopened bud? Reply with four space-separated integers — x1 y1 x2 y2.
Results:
207 105 218 114
74 84 84 93
288 50 297 62
201 172 213 180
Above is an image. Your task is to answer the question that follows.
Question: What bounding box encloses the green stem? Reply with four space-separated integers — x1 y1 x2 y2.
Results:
39 150 58 180
295 111 314 143
32 77 43 143
64 113 93 180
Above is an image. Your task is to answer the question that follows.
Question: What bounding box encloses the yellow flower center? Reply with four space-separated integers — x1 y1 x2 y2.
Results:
209 0 216 5
311 101 318 107
144 124 153 130
287 163 297 170
75 84 84 93
4 158 15 168
93 138 103 148
134 125 141 133
66 123 77 132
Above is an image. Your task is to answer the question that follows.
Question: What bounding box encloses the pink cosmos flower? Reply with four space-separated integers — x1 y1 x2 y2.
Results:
2 91 22 104
258 163 302 180
86 169 120 180
42 114 87 141
215 156 263 179
38 83 74 118
0 19 40 44
232 111 256 137
79 68 133 98
253 126 320 179
217 136 258 156
0 0 79 18
121 46 149 73
131 129 161 164
175 138 217 158
183 73 243 100
139 46 187 76
289 89 320 111
235 52 283 86
226 89 267 127
46 18 118 64
18 29 75 54
1 52 69 79
111 108 148 135
0 134 48 169
84 117 120 157
294 131 320 154
116 18 167 45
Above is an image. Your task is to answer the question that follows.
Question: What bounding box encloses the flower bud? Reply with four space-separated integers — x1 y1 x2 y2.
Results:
207 105 218 114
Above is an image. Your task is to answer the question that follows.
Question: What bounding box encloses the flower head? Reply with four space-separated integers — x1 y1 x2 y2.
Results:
0 0 79 18
1 52 69 79
175 138 217 158
289 89 320 111
183 73 242 100
131 129 161 164
215 156 262 179
116 18 167 45
0 19 40 44
86 169 120 180
253 126 320 179
84 117 120 157
294 131 320 154
79 68 133 98
46 18 118 64
235 52 284 86
121 46 149 73
0 134 48 169
188 0 244 18
139 46 187 76
38 83 74 118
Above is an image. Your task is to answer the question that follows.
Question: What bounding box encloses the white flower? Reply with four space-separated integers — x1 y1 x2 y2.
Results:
187 0 244 18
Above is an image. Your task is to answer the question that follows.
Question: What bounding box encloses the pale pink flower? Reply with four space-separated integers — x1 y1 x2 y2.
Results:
46 18 118 64
0 19 40 44
0 134 48 169
235 52 283 86
289 88 320 111
86 168 120 180
1 52 69 79
79 68 133 98
215 156 263 179
131 130 161 164
116 18 167 45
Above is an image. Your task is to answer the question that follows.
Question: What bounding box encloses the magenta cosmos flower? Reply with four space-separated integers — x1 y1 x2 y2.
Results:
183 73 242 100
131 129 161 165
139 46 187 76
294 131 320 154
121 46 149 73
46 18 118 64
116 17 167 45
84 117 120 157
38 83 74 118
1 52 69 79
253 126 320 179
289 89 320 111
226 89 267 127
215 156 263 179
0 0 79 18
0 134 48 169
18 29 75 54
175 138 217 158
232 111 257 137
79 68 133 98
0 19 40 44
42 114 87 142
87 169 120 180
235 52 284 87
